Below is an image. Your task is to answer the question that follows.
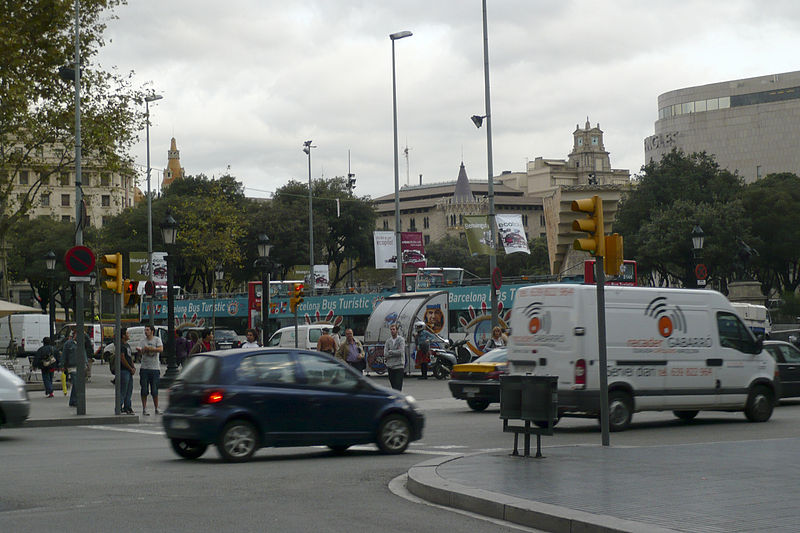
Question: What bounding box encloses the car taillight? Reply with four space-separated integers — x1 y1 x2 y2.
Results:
486 369 506 380
202 389 225 404
574 359 586 389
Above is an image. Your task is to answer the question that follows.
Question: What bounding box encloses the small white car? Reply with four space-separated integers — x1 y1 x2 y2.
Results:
0 365 30 429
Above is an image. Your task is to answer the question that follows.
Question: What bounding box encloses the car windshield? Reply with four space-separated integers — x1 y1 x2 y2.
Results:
178 355 220 384
215 330 237 341
473 348 507 363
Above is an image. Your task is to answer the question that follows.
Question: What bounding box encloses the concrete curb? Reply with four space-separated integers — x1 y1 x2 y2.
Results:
406 454 680 533
23 415 140 428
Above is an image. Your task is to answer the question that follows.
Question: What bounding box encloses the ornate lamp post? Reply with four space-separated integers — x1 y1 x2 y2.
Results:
44 250 56 339
144 93 163 328
257 234 273 346
159 212 178 384
692 225 705 288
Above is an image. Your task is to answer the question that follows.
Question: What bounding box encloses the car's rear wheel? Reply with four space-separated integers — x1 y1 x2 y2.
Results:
170 438 207 460
217 420 259 462
466 398 490 411
376 414 411 454
607 391 633 431
673 410 699 421
744 385 774 422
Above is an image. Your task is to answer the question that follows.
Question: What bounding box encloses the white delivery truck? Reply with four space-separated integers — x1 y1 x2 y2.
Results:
0 314 50 359
508 284 777 431
730 303 772 338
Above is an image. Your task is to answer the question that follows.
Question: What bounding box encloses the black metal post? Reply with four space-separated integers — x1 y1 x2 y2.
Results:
260 266 270 346
48 275 55 339
162 252 178 385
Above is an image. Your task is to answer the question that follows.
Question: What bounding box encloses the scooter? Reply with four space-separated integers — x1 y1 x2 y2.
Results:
429 341 457 380
450 338 471 364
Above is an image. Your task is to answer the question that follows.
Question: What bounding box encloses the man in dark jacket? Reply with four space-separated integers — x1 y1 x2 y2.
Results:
33 337 56 397
175 329 190 367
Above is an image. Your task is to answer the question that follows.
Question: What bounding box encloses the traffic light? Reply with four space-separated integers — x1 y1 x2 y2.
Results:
289 282 305 314
124 280 139 306
604 233 624 276
101 253 123 293
571 195 605 256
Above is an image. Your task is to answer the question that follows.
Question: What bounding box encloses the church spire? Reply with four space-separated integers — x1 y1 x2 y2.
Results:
453 162 474 203
161 137 185 190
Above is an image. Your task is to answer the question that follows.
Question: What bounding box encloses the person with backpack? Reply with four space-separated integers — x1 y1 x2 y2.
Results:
33 337 56 398
175 329 191 367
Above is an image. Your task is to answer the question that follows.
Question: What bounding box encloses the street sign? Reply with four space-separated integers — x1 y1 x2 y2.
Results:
492 267 503 290
64 246 95 276
695 264 708 280
144 280 155 296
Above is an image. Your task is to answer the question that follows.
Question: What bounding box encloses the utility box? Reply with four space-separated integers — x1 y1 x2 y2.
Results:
499 375 523 420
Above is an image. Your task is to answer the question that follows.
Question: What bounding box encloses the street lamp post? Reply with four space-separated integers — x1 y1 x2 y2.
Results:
159 212 178 384
213 264 224 332
145 93 163 328
692 225 705 288
390 30 412 291
257 234 273 346
303 140 316 293
44 251 56 339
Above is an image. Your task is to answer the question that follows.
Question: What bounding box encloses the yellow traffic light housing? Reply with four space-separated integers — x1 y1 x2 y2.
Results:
289 282 305 314
604 233 624 276
571 195 605 256
101 253 123 294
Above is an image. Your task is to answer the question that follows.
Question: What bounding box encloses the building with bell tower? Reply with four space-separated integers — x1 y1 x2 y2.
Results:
161 137 185 190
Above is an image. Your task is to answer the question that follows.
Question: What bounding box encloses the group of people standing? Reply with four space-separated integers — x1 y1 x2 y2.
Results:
316 325 367 374
110 325 163 415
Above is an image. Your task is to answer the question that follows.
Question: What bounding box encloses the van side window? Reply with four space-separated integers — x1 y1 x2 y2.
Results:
717 312 757 353
267 332 281 347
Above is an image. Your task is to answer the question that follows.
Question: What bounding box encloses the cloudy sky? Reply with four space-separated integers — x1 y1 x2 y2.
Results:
96 0 800 199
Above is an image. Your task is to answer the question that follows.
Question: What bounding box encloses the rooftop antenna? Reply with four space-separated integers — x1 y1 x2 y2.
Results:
403 140 412 186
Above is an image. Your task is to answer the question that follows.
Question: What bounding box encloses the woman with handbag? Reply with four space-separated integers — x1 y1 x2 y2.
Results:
33 337 56 398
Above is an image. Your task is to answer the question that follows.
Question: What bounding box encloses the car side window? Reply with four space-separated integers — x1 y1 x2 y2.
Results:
779 345 800 363
309 329 322 343
237 352 296 384
717 312 757 353
267 332 281 347
764 346 782 363
295 352 359 390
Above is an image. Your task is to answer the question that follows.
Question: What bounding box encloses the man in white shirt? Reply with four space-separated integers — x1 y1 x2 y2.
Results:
137 325 164 416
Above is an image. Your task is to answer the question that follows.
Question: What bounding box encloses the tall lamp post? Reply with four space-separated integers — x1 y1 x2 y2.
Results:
303 140 316 293
257 234 273 346
692 225 705 288
213 264 224 332
145 93 163 328
159 212 178 384
390 30 412 291
44 250 56 339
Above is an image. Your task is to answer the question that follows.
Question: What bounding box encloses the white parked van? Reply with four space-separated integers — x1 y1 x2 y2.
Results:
0 314 50 358
267 325 329 350
730 303 772 338
508 285 777 431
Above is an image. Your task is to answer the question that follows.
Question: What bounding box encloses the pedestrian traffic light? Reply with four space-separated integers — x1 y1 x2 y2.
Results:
571 195 605 256
101 253 123 293
124 280 139 306
289 282 305 314
604 233 624 276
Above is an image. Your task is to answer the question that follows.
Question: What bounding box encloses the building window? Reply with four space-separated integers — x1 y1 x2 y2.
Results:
60 172 70 186
19 171 28 185
102 216 111 227
101 173 110 186
61 194 70 207
591 136 598 145
101 195 111 207
61 215 71 222
458 214 463 226
383 219 389 230
756 165 763 179
522 214 528 226
423 216 429 229
41 194 50 207
540 214 546 226
424 235 430 245
39 172 50 185
409 218 416 231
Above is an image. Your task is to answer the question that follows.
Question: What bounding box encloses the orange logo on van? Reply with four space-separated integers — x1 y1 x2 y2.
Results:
522 302 550 335
645 297 686 338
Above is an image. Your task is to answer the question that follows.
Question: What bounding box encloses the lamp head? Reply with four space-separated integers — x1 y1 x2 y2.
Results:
471 115 485 128
145 94 163 103
390 30 413 40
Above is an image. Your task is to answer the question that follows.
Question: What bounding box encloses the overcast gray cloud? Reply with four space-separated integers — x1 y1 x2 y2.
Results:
96 0 800 199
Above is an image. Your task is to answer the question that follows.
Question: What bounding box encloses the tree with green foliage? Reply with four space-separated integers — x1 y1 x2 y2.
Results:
426 235 550 278
615 150 746 289
1 0 146 246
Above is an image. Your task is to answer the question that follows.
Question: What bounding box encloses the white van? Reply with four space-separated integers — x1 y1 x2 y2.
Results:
730 303 772 338
0 314 50 358
508 284 777 431
267 325 329 350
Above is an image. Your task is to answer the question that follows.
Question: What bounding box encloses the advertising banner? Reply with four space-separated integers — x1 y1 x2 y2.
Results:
496 214 530 254
313 265 330 289
463 215 495 256
373 231 396 269
130 251 167 282
400 231 426 268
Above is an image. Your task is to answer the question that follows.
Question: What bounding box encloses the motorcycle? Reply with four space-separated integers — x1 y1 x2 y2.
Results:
450 338 471 364
429 340 457 380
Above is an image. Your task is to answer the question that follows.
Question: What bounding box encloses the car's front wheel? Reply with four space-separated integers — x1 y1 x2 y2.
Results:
217 420 259 462
376 414 411 454
170 438 208 460
744 385 774 422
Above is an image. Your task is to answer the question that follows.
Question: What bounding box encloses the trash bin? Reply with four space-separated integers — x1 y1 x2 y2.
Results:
520 375 558 424
499 375 522 420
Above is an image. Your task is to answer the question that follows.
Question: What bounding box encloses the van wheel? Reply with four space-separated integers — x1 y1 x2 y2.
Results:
673 410 699 421
744 385 774 422
466 398 490 411
607 391 633 431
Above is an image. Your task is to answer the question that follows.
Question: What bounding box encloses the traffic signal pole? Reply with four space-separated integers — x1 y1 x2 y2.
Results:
595 256 610 446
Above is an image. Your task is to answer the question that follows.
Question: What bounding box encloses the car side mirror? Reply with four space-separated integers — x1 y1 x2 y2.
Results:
754 337 764 354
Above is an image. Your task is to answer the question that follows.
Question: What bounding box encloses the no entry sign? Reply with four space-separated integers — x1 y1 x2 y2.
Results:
64 246 96 276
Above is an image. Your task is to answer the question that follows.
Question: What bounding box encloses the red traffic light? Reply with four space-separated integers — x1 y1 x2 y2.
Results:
126 280 136 293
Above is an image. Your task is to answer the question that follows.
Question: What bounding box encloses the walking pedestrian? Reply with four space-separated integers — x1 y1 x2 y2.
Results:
316 327 336 355
384 324 405 391
413 321 433 379
61 331 84 408
241 328 260 348
33 337 56 397
335 328 365 373
175 329 190 368
117 328 136 414
188 328 214 357
137 325 163 416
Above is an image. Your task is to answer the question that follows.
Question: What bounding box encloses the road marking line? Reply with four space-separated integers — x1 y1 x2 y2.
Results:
83 425 164 435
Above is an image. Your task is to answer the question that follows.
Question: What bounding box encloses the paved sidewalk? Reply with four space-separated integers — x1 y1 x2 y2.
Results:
408 438 799 533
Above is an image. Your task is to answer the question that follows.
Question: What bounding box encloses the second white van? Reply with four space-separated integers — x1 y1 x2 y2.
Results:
508 284 777 431
267 325 329 350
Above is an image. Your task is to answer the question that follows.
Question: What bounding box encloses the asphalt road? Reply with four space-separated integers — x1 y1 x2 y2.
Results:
2 374 799 533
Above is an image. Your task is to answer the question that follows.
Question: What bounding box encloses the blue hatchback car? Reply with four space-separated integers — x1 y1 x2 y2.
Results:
163 348 425 462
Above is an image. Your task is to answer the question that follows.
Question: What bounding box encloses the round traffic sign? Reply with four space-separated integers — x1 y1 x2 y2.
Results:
695 263 708 280
144 280 155 296
492 267 503 290
64 246 96 276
